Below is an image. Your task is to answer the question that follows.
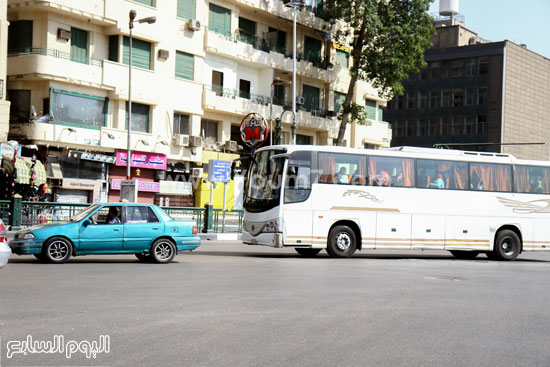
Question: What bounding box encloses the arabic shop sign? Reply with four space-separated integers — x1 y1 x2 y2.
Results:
115 150 167 170
111 179 160 192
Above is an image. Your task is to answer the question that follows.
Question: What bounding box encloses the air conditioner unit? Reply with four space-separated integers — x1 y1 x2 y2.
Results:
296 96 305 105
173 134 190 147
57 28 71 41
225 140 238 152
187 19 201 31
158 49 169 60
191 167 203 178
189 136 202 147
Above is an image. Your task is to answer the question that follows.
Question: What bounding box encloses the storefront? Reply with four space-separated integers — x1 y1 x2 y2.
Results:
108 150 166 204
156 181 194 207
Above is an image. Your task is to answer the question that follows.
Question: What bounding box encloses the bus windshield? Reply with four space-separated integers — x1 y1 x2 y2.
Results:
244 149 285 212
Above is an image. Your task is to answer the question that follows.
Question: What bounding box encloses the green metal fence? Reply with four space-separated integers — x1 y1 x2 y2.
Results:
7 201 244 233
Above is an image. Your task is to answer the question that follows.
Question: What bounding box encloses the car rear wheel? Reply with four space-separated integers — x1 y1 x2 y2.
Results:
150 239 176 264
43 237 72 264
295 248 321 257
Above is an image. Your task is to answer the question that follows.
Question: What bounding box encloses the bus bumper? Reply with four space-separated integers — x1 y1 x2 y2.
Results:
242 231 283 248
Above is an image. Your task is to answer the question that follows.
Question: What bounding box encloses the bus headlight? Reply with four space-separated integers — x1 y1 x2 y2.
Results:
264 220 279 233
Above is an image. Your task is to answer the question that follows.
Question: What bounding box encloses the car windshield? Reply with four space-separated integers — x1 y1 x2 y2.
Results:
71 205 100 222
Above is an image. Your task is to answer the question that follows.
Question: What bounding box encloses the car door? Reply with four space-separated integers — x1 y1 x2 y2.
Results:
79 206 123 252
123 206 163 251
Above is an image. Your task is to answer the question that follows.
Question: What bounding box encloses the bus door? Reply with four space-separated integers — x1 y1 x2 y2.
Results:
282 151 313 247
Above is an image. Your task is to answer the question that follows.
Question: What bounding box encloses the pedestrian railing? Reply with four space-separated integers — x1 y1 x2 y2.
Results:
5 200 244 233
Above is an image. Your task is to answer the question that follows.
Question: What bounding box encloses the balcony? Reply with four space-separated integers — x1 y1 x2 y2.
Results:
202 85 272 117
205 30 340 82
353 120 393 148
7 0 113 25
7 48 104 88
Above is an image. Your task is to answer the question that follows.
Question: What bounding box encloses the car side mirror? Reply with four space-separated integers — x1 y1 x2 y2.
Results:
83 219 92 226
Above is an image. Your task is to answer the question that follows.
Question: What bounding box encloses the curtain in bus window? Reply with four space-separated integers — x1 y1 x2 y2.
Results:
319 153 335 183
437 162 452 188
543 168 550 194
496 166 511 192
368 157 377 186
402 159 414 187
471 164 511 192
356 156 367 185
514 166 531 193
453 164 468 190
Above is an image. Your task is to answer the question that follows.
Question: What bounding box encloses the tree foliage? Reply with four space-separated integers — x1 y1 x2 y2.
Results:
321 0 435 145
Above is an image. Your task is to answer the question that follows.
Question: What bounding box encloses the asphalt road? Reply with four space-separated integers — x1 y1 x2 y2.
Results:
2 242 550 367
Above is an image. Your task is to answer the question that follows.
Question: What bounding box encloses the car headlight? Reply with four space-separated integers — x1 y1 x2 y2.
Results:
264 220 279 233
21 233 35 240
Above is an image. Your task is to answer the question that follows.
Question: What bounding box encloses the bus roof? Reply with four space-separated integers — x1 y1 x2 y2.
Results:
256 145 550 167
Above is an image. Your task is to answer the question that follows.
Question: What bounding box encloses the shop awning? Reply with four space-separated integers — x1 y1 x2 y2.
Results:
2 157 47 185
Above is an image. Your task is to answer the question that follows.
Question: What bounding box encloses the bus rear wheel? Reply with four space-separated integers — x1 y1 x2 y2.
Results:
327 225 357 258
492 230 521 261
295 248 321 257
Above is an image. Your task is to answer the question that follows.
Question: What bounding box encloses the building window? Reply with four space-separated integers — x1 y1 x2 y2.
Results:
108 35 119 62
201 119 218 144
52 89 108 128
239 79 251 99
177 0 196 20
212 70 224 95
296 134 311 145
238 17 256 45
126 102 150 133
430 61 441 79
477 115 488 134
417 119 428 136
478 57 488 75
175 51 194 80
465 116 476 134
451 59 464 78
123 36 152 70
133 0 154 6
441 117 451 135
406 120 417 137
70 28 88 64
452 88 463 107
268 27 286 54
378 106 384 121
465 58 477 76
418 91 428 108
430 90 440 108
429 118 440 136
478 87 488 105
465 88 477 105
365 99 377 120
419 67 428 80
393 121 404 137
441 89 451 107
335 49 349 68
302 84 320 112
334 92 346 114
451 116 463 135
8 89 31 123
209 3 231 36
273 84 285 106
406 92 416 109
8 20 32 53
304 36 322 64
173 113 190 135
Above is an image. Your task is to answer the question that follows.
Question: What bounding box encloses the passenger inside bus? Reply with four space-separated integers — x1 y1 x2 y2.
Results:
429 173 445 189
335 167 350 184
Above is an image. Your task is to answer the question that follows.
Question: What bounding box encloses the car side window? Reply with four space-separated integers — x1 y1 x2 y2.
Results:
90 206 121 224
126 206 148 224
147 207 159 223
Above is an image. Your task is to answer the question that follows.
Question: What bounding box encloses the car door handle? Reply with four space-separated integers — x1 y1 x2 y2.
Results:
113 228 120 231
152 227 159 230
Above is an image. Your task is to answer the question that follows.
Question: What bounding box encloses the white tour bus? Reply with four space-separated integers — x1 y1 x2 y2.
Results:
240 145 550 260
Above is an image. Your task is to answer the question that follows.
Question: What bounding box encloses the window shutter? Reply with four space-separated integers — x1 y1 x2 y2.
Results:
123 37 152 70
71 27 88 64
175 51 194 80
133 0 153 6
177 0 196 20
303 85 320 112
209 4 231 36
365 99 377 120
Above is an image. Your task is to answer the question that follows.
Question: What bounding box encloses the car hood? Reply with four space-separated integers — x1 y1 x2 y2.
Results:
22 222 72 233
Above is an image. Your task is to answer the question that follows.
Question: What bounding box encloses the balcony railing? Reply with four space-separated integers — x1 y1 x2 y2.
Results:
204 84 271 106
207 28 292 58
8 47 102 67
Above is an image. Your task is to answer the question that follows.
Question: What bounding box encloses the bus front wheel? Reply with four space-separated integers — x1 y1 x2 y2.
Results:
493 230 521 261
327 225 357 258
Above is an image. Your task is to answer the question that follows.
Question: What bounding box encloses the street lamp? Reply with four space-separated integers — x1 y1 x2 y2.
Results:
283 0 304 145
269 77 291 145
127 10 156 179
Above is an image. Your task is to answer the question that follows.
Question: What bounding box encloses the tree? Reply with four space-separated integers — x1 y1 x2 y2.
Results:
322 0 435 146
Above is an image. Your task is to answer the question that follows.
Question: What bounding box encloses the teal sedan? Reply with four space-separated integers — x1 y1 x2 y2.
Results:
9 203 200 264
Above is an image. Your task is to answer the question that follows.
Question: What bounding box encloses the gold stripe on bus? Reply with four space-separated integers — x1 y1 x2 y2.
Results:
286 235 313 238
329 206 400 212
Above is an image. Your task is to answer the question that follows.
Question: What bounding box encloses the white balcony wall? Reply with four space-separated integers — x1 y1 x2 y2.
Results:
8 0 107 21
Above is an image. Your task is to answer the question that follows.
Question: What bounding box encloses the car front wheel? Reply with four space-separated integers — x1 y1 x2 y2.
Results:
43 237 72 264
150 239 176 264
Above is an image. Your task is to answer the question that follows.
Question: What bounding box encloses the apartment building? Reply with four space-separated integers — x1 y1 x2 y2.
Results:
385 16 550 161
5 0 391 205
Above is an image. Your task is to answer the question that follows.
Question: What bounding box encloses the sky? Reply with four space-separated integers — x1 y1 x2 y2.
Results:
428 0 550 59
